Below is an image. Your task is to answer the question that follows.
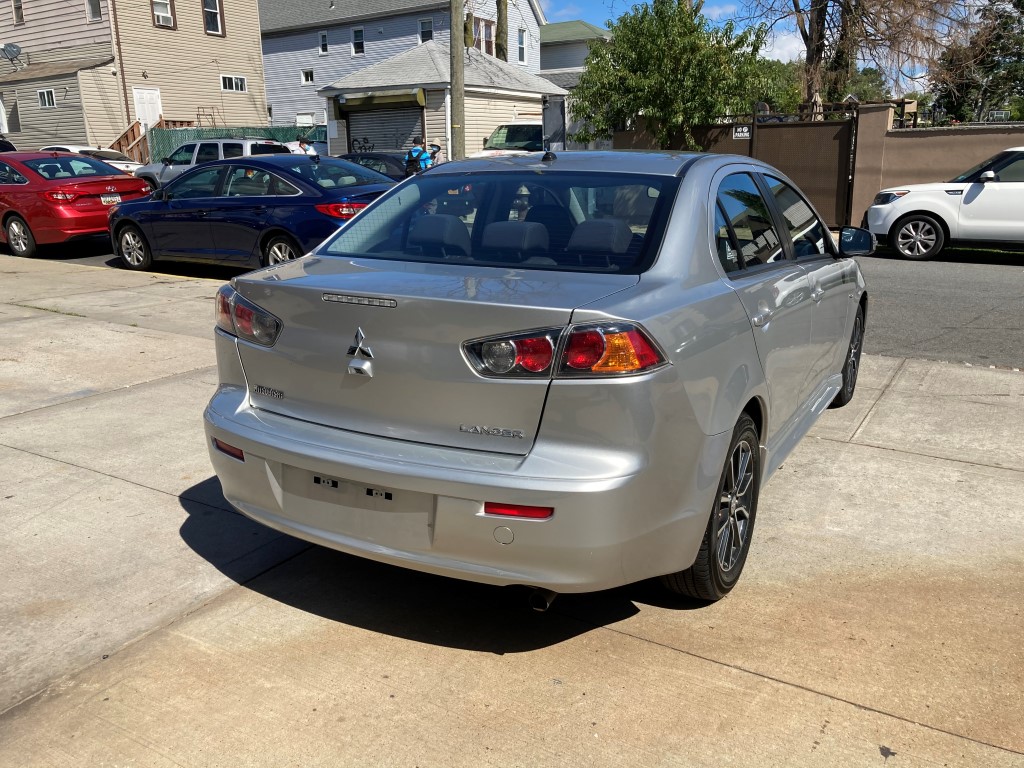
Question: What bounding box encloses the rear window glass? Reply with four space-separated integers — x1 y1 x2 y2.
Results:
250 143 291 155
83 149 133 162
286 157 391 188
24 156 120 179
320 171 675 273
486 125 543 151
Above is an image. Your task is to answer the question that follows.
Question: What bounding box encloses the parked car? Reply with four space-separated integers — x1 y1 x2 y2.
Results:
0 152 150 258
866 146 1024 259
110 155 394 270
39 145 142 175
134 138 291 190
469 121 544 157
338 151 409 181
0 135 18 152
204 151 872 604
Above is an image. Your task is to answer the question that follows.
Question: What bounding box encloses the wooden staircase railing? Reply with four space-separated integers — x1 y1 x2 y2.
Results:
109 116 195 163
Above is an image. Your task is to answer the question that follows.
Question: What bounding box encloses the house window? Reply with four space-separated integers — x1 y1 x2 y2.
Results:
351 27 364 55
86 0 102 22
301 69 314 85
319 31 328 55
151 0 174 28
473 18 494 56
295 112 314 127
517 28 526 63
11 0 24 24
203 0 224 36
37 89 56 108
419 19 433 43
220 75 247 92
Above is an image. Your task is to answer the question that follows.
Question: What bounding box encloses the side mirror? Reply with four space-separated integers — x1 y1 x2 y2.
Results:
161 157 171 166
838 226 875 257
979 170 997 182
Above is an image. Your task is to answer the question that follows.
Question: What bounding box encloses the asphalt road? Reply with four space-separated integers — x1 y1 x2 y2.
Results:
29 241 1024 369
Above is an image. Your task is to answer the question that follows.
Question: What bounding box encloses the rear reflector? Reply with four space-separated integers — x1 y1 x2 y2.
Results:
213 438 245 461
484 502 553 519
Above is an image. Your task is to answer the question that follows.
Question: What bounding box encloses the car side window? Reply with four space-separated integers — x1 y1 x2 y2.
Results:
762 176 833 260
715 172 784 268
196 143 220 163
170 167 223 199
223 166 272 197
714 203 742 273
222 143 244 159
0 161 27 184
994 154 1024 182
167 144 196 165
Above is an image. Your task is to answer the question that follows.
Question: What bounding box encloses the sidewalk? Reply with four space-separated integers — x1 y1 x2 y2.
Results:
1 255 1021 766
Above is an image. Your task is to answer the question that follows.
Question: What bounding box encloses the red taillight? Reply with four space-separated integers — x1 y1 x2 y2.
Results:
315 202 368 220
213 438 245 461
44 189 79 202
214 284 282 346
515 336 554 373
564 329 605 370
484 502 553 519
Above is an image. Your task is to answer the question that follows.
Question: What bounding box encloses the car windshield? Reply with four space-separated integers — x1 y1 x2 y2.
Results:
82 149 134 163
319 171 675 273
287 157 391 188
485 125 544 151
24 156 121 179
949 151 1010 182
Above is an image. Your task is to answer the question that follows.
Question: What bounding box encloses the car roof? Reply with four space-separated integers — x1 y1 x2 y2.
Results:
424 150 707 177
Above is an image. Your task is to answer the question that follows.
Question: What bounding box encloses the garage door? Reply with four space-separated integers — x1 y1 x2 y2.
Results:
347 108 422 152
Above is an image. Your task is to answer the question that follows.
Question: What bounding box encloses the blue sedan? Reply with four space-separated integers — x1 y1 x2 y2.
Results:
109 155 394 270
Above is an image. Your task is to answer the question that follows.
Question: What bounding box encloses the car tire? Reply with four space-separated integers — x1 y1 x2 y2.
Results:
829 305 864 409
262 234 302 266
6 215 38 258
117 224 153 271
892 214 945 260
662 413 760 602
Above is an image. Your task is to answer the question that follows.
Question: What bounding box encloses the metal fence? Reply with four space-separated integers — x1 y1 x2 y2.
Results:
146 125 327 163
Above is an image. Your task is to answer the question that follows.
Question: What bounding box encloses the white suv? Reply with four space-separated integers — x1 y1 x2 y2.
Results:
866 147 1024 259
134 138 290 189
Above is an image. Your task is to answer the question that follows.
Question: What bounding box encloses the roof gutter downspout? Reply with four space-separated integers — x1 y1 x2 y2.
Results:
107 0 132 128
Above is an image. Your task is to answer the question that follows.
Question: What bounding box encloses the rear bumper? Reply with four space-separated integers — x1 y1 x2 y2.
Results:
204 384 730 593
29 207 117 244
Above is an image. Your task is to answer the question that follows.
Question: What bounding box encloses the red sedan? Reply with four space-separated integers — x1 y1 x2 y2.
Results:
0 152 151 258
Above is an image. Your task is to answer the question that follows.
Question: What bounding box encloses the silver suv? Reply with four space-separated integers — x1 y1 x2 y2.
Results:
135 138 290 189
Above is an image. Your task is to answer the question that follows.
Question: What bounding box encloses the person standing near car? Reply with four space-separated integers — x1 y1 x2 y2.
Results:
297 136 317 156
405 137 433 177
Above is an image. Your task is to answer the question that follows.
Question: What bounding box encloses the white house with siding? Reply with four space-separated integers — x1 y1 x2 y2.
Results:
316 40 565 159
259 0 547 153
0 0 267 153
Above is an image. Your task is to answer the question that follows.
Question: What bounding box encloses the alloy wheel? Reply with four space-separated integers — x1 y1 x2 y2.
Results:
267 240 298 264
715 438 755 573
8 219 28 254
844 314 863 399
896 220 937 257
121 229 146 266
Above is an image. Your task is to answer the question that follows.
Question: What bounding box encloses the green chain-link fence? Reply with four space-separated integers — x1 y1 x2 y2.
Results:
147 126 327 163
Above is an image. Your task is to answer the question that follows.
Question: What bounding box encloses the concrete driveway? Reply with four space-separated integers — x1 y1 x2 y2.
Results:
1 256 1021 766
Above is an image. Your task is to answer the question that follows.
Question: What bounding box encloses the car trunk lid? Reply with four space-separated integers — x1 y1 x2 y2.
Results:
46 176 151 211
232 257 638 455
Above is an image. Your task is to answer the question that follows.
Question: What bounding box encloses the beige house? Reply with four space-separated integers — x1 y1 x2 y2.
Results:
0 0 267 155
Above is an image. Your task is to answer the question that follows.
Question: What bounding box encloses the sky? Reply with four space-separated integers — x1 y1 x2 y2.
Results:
537 0 806 62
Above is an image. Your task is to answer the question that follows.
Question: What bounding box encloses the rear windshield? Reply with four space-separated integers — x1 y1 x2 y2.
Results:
250 143 291 155
320 171 676 273
486 125 543 151
82 149 134 163
24 156 120 179
286 157 392 188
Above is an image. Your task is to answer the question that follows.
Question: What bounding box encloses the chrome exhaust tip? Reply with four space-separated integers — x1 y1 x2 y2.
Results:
528 588 558 613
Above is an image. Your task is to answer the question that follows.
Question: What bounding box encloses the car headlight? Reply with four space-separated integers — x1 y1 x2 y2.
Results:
873 191 909 205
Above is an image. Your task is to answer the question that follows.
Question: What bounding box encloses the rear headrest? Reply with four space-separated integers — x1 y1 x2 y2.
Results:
481 221 549 252
408 214 471 256
566 219 633 254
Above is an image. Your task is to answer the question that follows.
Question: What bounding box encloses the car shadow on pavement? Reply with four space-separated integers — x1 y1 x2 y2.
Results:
179 476 662 652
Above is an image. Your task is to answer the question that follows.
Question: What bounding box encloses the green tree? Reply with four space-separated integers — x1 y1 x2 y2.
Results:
844 67 891 101
568 0 767 149
932 0 1024 121
751 59 804 114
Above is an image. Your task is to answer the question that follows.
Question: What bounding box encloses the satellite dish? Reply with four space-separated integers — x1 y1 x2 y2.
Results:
2 43 22 61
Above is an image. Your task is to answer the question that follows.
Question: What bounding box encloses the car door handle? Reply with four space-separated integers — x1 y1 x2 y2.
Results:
751 310 773 327
811 288 825 302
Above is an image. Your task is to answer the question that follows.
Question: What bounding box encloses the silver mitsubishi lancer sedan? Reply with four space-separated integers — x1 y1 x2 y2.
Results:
204 151 871 604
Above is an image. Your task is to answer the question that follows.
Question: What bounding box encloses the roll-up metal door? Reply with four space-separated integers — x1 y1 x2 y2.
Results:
347 108 422 152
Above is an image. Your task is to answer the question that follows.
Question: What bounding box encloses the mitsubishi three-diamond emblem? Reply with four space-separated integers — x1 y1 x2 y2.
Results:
347 327 374 359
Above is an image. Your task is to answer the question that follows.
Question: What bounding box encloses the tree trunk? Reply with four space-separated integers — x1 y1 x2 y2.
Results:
496 0 508 61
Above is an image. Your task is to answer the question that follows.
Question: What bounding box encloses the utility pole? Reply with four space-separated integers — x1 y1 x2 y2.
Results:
450 0 466 159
